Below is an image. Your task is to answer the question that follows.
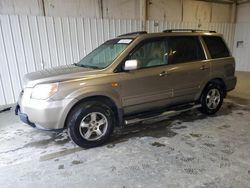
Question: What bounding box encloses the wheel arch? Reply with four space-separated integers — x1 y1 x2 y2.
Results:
64 95 123 129
199 78 227 101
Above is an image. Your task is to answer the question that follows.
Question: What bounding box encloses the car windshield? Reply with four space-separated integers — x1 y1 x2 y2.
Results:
75 38 133 69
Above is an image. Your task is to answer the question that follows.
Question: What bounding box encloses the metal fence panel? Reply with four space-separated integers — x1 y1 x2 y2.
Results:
233 23 250 71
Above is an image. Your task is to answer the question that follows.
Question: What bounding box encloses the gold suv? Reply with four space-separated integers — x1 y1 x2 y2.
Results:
16 29 237 148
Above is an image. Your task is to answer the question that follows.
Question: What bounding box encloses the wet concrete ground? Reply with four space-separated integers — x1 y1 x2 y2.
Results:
0 72 250 188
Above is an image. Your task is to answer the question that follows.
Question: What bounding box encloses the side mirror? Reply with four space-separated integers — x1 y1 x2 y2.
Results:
124 60 141 71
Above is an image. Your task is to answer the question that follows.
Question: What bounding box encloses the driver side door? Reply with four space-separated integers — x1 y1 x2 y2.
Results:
118 38 173 115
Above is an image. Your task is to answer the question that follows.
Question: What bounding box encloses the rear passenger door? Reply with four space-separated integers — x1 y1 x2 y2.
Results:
165 36 210 102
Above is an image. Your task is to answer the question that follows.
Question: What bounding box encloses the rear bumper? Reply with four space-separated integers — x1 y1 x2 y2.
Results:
225 76 237 92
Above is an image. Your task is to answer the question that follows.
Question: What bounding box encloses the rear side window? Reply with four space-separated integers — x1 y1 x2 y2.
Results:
203 36 230 59
168 36 205 64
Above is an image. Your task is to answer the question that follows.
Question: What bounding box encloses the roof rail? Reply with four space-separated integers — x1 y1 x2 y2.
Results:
118 31 147 37
163 29 216 33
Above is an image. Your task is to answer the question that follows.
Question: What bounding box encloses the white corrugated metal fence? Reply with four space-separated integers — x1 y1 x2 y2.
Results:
0 15 235 106
233 23 250 72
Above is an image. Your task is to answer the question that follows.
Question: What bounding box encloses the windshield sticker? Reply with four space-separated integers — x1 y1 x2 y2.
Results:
118 39 132 44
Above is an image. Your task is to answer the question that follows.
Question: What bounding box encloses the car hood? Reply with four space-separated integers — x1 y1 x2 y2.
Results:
23 65 103 88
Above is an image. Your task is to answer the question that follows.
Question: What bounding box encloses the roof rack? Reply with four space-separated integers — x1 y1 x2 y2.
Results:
163 29 216 33
118 31 147 37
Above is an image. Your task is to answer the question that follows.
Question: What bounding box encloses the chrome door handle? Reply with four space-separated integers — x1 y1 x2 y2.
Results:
200 65 209 70
159 71 168 77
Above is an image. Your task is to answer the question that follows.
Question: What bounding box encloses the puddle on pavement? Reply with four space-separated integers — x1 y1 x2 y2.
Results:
0 107 11 113
58 164 64 170
40 147 83 161
110 121 178 145
190 133 202 138
227 95 250 105
71 160 83 165
106 143 116 148
151 142 166 147
183 168 205 175
23 131 70 149
24 137 55 148
203 143 216 148
172 125 187 130
218 124 231 129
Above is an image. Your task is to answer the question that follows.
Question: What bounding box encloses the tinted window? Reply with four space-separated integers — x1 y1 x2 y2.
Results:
130 39 168 68
168 36 205 64
203 36 230 59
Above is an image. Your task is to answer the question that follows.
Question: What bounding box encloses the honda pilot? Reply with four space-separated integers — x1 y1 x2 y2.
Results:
16 30 237 148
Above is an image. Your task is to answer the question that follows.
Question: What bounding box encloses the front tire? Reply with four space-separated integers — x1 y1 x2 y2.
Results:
67 101 115 148
199 83 224 115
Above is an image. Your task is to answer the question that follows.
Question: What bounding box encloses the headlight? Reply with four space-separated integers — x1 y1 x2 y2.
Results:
31 83 58 100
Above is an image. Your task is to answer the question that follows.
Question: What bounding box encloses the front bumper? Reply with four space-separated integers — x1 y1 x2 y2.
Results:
15 104 42 129
17 88 78 130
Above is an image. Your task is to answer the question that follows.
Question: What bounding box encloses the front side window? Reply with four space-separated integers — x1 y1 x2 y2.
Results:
130 39 168 68
76 39 132 69
203 36 230 59
167 36 205 64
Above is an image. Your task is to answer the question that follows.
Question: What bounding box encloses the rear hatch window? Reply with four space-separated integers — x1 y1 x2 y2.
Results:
203 36 230 59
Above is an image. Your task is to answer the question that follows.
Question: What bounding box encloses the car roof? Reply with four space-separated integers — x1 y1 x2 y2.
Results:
116 30 223 40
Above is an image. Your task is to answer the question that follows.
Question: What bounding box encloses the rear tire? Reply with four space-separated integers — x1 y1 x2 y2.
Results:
67 101 115 148
198 83 224 115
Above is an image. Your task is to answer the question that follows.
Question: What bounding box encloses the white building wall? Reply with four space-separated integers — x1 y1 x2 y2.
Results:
147 0 234 23
232 3 250 72
211 3 232 23
183 0 211 22
44 0 101 18
102 0 141 19
0 0 234 23
0 0 44 15
147 0 182 21
236 2 250 23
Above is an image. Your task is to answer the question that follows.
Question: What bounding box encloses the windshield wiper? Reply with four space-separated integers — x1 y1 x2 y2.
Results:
73 63 100 69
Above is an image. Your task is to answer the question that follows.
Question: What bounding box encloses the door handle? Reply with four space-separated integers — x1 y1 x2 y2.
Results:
159 71 168 77
200 65 209 70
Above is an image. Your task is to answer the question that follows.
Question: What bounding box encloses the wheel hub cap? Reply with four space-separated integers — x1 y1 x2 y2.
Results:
79 112 108 141
206 88 221 110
